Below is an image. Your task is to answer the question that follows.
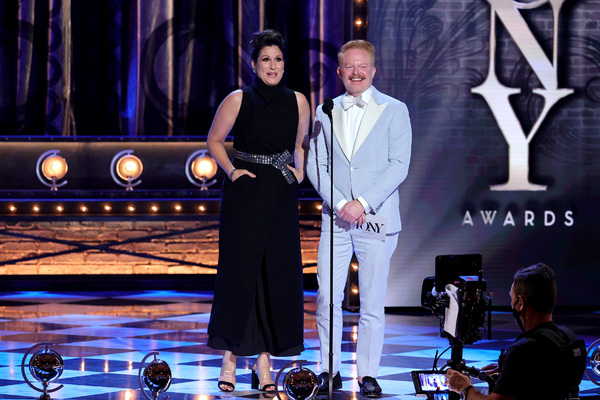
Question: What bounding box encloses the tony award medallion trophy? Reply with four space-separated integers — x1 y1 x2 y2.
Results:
586 338 600 387
138 351 172 400
20 342 64 400
274 360 318 400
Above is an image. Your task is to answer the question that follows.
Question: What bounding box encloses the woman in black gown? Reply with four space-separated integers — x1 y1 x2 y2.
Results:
206 29 310 393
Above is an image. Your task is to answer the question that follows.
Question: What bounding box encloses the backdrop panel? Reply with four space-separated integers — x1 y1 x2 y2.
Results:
369 0 600 306
0 0 345 136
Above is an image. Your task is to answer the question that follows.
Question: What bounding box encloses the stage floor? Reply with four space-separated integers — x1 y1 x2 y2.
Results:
0 290 599 399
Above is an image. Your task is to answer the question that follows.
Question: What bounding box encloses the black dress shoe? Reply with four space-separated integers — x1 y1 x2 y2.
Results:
317 371 342 394
358 376 382 398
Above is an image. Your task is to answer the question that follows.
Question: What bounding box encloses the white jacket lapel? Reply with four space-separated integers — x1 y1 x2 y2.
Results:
353 96 387 158
332 103 352 161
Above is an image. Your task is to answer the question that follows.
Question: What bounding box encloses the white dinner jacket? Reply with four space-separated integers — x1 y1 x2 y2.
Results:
307 87 412 234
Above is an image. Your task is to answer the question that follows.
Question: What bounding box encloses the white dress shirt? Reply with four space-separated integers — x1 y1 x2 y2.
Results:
335 86 374 214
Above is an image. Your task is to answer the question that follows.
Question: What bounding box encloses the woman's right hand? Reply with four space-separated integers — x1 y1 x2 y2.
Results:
230 168 256 181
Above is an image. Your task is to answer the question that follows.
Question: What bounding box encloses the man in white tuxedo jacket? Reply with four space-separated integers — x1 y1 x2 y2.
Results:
306 40 412 398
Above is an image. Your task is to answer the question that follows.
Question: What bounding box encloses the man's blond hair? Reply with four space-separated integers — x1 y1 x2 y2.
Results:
338 40 375 66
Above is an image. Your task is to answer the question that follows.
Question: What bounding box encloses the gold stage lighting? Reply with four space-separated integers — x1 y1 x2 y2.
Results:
36 150 68 191
116 155 143 180
185 150 218 190
191 155 218 180
111 150 143 191
42 155 68 181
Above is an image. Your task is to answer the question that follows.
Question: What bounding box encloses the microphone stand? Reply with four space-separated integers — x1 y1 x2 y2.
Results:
329 114 334 400
322 98 334 400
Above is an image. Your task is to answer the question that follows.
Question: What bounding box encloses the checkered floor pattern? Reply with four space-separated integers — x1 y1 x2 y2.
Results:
0 290 599 399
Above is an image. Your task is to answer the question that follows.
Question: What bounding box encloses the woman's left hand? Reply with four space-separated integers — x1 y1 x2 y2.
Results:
287 164 304 183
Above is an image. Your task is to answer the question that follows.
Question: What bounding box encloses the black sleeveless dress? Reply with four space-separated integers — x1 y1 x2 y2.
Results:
207 77 305 357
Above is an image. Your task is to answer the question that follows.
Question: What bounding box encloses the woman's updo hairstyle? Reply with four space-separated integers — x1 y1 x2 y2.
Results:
249 29 285 63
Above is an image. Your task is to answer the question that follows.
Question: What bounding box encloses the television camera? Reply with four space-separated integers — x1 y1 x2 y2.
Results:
414 254 495 400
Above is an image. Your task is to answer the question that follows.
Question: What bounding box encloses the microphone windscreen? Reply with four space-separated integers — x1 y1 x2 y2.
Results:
323 97 334 115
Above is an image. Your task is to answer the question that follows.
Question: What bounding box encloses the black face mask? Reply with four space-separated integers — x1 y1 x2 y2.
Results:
511 298 525 332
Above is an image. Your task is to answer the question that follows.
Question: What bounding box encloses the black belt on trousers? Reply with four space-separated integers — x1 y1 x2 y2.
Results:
234 149 295 184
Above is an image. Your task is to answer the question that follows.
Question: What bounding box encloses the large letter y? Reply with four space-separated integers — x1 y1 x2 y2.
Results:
473 0 573 191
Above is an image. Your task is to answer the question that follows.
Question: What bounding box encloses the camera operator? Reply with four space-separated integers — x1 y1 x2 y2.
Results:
445 263 585 400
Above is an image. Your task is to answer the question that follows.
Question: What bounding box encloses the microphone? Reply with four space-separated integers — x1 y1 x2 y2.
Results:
323 97 333 119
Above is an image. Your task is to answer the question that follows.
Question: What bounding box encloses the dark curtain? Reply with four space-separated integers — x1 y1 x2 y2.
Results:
0 0 346 137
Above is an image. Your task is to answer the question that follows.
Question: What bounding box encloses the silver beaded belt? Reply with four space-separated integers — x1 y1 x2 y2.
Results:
234 149 295 184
